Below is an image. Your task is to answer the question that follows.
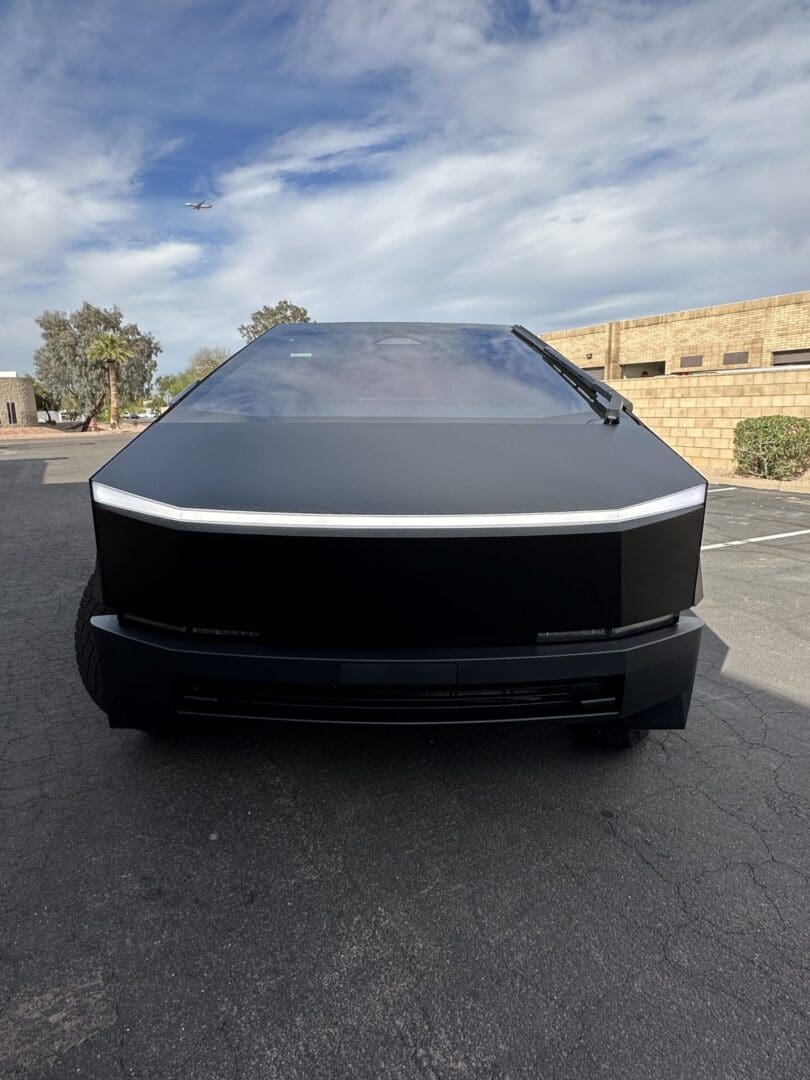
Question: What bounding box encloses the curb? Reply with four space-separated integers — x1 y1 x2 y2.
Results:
0 430 138 446
705 473 810 494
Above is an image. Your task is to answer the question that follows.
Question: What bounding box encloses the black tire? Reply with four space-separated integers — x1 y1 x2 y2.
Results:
572 724 650 750
74 568 113 711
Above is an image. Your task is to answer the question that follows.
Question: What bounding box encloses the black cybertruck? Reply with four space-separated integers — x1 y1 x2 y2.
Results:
76 323 705 748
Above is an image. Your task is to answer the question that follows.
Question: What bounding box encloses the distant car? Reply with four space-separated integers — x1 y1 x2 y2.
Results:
75 323 705 748
122 412 139 421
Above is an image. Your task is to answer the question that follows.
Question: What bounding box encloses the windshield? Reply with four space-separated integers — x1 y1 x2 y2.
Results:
168 323 595 422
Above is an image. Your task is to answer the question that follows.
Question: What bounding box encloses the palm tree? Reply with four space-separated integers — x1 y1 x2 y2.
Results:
87 333 133 429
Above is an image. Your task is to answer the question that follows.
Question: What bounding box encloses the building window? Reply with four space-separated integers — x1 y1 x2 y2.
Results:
582 366 605 380
621 361 665 378
5 401 17 424
680 354 702 368
723 351 749 365
772 349 810 366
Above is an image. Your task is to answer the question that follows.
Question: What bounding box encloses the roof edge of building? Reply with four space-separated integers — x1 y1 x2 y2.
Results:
543 289 810 338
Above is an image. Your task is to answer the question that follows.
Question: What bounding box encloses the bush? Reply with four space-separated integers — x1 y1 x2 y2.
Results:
733 415 810 480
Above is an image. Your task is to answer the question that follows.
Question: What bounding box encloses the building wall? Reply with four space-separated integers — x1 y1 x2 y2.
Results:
0 376 38 427
544 321 612 375
543 290 810 380
612 368 810 473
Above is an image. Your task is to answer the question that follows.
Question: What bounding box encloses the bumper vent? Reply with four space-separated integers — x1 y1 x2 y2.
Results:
176 676 622 725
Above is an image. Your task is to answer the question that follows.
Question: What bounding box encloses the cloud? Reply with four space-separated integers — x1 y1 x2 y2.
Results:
1 0 809 375
66 241 202 293
206 0 810 324
219 120 404 207
289 0 494 77
0 157 134 281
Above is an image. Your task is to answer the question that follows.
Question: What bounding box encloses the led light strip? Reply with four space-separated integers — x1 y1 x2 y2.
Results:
91 481 706 531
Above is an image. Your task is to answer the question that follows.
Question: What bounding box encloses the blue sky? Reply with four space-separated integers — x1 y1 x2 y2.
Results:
1 0 809 375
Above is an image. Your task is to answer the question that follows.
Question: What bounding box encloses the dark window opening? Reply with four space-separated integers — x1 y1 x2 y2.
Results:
5 401 17 424
772 349 810 366
680 355 703 368
723 351 749 365
621 361 665 378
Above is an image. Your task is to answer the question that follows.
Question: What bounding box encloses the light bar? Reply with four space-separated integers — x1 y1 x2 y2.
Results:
91 481 706 532
535 615 678 644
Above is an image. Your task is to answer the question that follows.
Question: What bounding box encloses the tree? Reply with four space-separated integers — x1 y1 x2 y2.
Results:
34 303 161 430
87 333 133 429
32 378 61 422
187 345 230 381
154 346 231 405
238 300 310 342
155 371 189 403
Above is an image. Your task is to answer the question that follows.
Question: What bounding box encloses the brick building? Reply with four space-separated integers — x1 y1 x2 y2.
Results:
606 367 810 474
0 373 38 428
543 290 810 381
540 291 810 473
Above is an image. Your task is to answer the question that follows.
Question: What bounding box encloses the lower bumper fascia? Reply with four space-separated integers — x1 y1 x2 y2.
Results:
91 614 702 729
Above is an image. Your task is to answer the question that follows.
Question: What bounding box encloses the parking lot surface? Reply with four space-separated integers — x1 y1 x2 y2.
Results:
1 435 808 1079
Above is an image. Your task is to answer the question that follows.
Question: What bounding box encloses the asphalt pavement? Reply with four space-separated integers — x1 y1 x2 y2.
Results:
1 435 808 1079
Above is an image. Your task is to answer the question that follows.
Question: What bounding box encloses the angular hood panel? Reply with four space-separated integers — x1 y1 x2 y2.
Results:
94 417 703 520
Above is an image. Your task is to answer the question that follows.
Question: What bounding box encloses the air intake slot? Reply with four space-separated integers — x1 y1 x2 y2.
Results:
175 676 622 724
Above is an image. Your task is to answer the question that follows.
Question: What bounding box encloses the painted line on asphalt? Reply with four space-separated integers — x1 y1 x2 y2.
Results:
708 486 737 493
702 528 810 551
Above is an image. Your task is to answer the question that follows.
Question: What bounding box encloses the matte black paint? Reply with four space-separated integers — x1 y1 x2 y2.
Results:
94 416 702 518
94 506 703 647
92 613 702 728
87 322 706 729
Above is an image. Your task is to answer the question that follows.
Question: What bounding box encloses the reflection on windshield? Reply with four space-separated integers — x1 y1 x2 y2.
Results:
171 323 593 421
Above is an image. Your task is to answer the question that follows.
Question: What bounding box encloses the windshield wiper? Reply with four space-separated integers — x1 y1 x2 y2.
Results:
511 325 632 425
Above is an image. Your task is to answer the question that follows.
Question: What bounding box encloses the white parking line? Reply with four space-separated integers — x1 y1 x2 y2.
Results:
708 486 737 493
702 528 810 551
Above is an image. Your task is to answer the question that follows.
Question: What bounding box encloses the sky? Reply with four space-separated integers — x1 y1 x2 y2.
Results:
1 0 809 376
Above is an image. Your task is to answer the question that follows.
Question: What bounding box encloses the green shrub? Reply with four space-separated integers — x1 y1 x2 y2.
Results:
733 415 810 480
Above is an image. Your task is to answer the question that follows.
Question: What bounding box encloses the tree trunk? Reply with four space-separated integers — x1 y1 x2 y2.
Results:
81 388 107 432
107 359 120 429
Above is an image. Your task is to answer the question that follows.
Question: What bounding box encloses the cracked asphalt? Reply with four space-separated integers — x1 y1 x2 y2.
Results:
1 435 809 1079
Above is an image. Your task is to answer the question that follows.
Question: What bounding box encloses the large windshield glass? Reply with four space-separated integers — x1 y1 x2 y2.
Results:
168 323 595 421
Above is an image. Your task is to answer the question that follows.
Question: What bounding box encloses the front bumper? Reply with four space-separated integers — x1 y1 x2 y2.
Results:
92 613 702 730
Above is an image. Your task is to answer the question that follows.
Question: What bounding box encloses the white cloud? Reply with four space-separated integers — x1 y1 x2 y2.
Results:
66 241 202 295
202 0 810 335
0 157 134 280
1 0 809 375
290 0 494 77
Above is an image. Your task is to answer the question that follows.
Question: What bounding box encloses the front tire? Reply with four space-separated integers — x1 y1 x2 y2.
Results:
74 568 112 711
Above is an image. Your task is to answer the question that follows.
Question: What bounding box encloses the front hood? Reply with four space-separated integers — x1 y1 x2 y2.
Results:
92 416 706 644
92 417 704 531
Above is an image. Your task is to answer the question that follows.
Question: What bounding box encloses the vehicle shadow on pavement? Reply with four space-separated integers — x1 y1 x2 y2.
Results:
130 622 808 816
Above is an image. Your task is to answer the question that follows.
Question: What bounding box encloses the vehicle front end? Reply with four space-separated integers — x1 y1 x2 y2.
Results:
80 322 705 743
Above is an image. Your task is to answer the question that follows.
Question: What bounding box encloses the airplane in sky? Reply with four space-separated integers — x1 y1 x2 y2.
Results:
185 200 213 210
